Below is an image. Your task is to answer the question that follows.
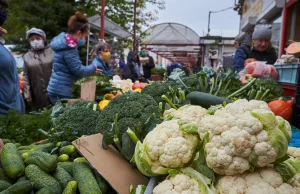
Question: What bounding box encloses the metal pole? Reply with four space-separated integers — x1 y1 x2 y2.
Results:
86 25 90 66
100 0 105 40
207 11 211 36
133 0 137 52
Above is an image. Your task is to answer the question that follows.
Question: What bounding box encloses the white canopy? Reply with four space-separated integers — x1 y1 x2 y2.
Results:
88 15 132 39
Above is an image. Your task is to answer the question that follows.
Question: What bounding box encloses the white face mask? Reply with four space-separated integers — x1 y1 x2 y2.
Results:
30 40 44 50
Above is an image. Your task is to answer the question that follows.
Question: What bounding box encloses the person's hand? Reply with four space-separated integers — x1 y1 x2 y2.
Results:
26 98 32 102
94 65 103 74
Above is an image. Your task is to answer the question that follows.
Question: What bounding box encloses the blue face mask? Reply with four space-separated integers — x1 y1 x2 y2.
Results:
77 38 86 47
0 10 7 26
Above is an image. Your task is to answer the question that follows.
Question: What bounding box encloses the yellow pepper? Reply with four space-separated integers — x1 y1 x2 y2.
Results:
99 100 110 110
104 93 115 100
134 88 142 93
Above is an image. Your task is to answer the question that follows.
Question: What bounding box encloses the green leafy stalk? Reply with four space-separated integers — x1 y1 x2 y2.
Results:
161 95 177 109
248 89 256 100
214 79 223 96
113 114 121 150
178 89 186 103
255 90 263 100
209 77 215 94
227 78 256 99
127 128 140 144
260 89 271 101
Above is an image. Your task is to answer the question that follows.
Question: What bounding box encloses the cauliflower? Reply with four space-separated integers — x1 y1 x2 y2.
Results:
134 120 198 176
288 147 300 159
163 105 207 124
217 168 299 194
198 99 291 175
153 167 215 194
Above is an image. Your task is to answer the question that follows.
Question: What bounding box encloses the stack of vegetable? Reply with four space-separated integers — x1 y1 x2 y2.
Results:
0 139 110 194
132 99 300 193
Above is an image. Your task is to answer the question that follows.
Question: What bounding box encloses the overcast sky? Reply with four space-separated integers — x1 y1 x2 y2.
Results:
147 0 241 37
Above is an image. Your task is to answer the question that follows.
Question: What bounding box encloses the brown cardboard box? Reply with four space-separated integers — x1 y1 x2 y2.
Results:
80 80 96 101
72 133 149 194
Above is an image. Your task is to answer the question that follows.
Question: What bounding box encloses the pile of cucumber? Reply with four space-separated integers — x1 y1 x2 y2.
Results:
0 139 108 194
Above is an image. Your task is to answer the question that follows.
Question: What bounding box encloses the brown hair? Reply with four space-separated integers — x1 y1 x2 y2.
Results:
67 11 89 34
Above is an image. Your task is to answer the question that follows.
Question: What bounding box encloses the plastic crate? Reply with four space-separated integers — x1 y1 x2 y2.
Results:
289 126 300 147
280 83 297 97
275 64 300 84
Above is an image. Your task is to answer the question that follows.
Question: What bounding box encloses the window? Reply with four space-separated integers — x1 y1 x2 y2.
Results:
271 16 282 57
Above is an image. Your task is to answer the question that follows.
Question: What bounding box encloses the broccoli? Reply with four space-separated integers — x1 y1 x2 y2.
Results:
51 105 100 142
69 100 100 111
141 81 177 103
96 92 161 160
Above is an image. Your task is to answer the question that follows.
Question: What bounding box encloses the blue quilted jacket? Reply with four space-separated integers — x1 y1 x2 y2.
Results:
47 32 96 98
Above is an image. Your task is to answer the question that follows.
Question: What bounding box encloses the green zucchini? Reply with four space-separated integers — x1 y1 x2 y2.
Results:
186 91 231 109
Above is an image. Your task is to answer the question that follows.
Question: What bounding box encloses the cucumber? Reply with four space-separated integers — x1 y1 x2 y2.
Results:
24 151 57 173
0 181 12 192
30 143 56 153
186 91 231 109
58 154 69 162
0 143 25 180
59 145 76 156
0 180 32 194
73 162 101 194
1 140 11 144
58 162 73 176
25 165 62 194
52 166 73 189
36 187 54 194
62 181 77 194
0 168 12 183
73 157 87 163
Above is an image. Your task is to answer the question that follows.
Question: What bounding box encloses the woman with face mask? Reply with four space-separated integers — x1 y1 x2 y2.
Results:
0 0 25 115
232 20 277 72
23 28 54 110
47 11 102 105
91 41 113 76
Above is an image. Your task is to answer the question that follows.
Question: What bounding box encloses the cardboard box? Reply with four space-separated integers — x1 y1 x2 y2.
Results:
72 133 149 194
80 80 96 101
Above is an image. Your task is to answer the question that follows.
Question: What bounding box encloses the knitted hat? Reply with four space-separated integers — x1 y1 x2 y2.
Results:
26 28 46 41
252 19 272 40
0 0 8 8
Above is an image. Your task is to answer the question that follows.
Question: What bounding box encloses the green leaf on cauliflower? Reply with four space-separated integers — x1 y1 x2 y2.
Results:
251 111 289 165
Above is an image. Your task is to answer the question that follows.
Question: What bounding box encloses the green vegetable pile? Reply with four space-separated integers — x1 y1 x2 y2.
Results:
141 81 177 104
0 140 111 194
96 92 161 161
0 109 51 145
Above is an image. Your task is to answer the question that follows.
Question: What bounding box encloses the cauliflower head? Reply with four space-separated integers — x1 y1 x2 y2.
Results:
288 147 300 160
153 167 215 194
198 99 291 175
134 120 199 176
164 105 207 124
217 168 299 194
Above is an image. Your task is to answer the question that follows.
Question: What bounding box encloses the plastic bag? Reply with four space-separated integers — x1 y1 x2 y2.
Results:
239 61 278 80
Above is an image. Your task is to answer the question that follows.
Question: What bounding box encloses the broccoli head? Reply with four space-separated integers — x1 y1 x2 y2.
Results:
51 106 100 141
96 92 161 160
69 100 100 111
141 81 177 103
97 92 161 135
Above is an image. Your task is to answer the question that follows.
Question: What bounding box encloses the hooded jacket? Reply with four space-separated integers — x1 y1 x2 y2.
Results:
47 32 96 98
123 51 138 82
23 45 54 110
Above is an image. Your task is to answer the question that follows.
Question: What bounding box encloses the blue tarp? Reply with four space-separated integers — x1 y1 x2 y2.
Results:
289 126 300 147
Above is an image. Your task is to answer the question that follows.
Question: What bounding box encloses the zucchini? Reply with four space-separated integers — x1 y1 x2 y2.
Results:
186 91 231 109
62 181 77 194
0 143 25 180
0 180 32 194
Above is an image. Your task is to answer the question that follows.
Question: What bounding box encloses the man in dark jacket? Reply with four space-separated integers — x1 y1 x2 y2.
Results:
167 58 182 76
232 20 277 72
0 0 25 115
140 47 155 81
